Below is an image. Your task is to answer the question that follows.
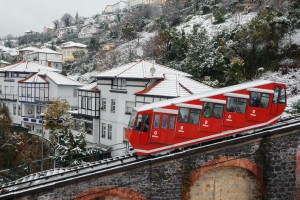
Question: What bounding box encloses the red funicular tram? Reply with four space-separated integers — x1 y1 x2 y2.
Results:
126 80 287 156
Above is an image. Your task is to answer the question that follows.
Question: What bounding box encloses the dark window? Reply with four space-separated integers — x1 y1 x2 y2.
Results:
111 99 115 112
143 115 150 132
213 104 224 119
226 97 237 112
189 109 200 124
203 102 213 118
101 98 106 110
250 92 260 107
112 78 127 90
178 107 189 123
261 93 270 108
108 124 112 140
169 116 176 130
87 97 92 110
250 92 270 109
237 99 247 113
154 114 160 128
134 114 143 131
279 88 286 104
273 87 280 103
162 115 168 129
101 123 106 138
81 96 86 109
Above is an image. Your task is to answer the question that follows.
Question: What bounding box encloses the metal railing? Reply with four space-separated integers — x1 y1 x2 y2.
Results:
0 94 18 101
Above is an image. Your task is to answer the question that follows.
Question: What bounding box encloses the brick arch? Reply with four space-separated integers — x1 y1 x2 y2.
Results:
183 157 263 200
75 186 147 200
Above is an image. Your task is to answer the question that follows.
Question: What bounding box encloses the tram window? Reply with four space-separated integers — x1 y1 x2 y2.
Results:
128 111 137 128
134 114 143 131
250 92 260 107
260 93 270 108
214 104 224 119
154 114 160 128
203 102 213 118
169 116 176 129
190 109 200 124
279 88 286 104
226 97 237 112
178 108 189 123
162 115 168 129
143 115 150 132
273 87 280 103
237 99 247 113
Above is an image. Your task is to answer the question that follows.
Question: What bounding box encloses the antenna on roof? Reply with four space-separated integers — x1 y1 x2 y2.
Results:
150 54 156 76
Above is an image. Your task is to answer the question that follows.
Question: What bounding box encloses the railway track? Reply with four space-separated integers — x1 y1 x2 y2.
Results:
1 114 300 198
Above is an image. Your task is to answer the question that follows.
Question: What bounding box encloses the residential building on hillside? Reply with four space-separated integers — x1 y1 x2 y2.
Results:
55 26 78 38
0 46 19 61
19 47 63 70
0 60 11 67
104 5 113 14
78 24 98 39
24 30 39 35
43 26 55 34
73 60 212 156
128 0 166 7
18 47 39 61
61 42 88 61
112 1 128 13
0 61 82 140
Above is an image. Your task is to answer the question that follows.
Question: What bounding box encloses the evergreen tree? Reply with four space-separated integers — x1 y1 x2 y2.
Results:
87 38 100 52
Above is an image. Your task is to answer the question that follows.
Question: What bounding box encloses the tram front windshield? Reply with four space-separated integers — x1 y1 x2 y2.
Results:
128 111 137 128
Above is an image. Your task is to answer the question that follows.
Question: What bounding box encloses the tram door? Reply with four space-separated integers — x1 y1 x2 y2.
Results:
151 114 166 144
271 86 286 116
135 114 151 145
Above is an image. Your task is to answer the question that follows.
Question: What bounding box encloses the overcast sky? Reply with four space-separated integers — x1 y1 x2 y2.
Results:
0 0 119 38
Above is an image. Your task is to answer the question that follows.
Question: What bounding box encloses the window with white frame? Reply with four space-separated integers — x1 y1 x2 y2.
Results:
125 101 135 114
87 97 92 110
13 104 16 115
81 96 86 109
101 98 106 110
112 78 126 90
108 124 112 140
18 105 21 116
101 123 106 138
111 99 116 113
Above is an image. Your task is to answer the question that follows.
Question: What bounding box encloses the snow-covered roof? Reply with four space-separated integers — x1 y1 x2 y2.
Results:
0 60 10 65
19 46 39 52
39 70 83 86
79 82 99 92
0 61 61 73
136 74 212 97
61 41 87 48
29 48 62 55
19 73 48 83
135 80 274 112
95 60 191 79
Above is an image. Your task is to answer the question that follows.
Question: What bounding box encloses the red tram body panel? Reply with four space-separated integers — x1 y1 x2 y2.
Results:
126 80 287 156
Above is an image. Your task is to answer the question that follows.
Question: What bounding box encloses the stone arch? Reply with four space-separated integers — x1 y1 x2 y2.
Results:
75 186 147 200
183 157 263 200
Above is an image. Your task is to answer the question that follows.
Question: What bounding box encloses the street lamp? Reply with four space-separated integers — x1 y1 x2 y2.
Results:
40 112 45 171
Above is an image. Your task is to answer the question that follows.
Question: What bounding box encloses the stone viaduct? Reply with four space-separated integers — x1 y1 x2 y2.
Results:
2 122 300 200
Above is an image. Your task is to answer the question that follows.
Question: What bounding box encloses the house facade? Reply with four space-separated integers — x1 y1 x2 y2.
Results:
61 42 88 61
55 26 78 38
0 61 82 139
128 0 166 7
74 60 212 156
26 48 63 70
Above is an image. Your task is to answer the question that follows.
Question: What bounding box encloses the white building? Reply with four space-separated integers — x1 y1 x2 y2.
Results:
55 26 78 38
112 1 128 13
73 60 212 156
61 42 88 61
0 60 11 67
19 47 63 70
128 0 166 7
0 61 82 139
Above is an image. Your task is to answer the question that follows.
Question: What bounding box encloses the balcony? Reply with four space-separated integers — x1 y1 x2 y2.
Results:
22 116 44 125
0 93 18 101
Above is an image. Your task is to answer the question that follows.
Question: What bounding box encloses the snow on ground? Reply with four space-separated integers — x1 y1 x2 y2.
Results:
177 12 257 38
68 71 98 84
291 29 300 45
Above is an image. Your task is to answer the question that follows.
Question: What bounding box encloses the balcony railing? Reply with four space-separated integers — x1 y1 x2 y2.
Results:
22 116 45 125
0 93 18 101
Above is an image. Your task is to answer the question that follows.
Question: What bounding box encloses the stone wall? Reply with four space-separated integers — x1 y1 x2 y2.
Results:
12 129 300 200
